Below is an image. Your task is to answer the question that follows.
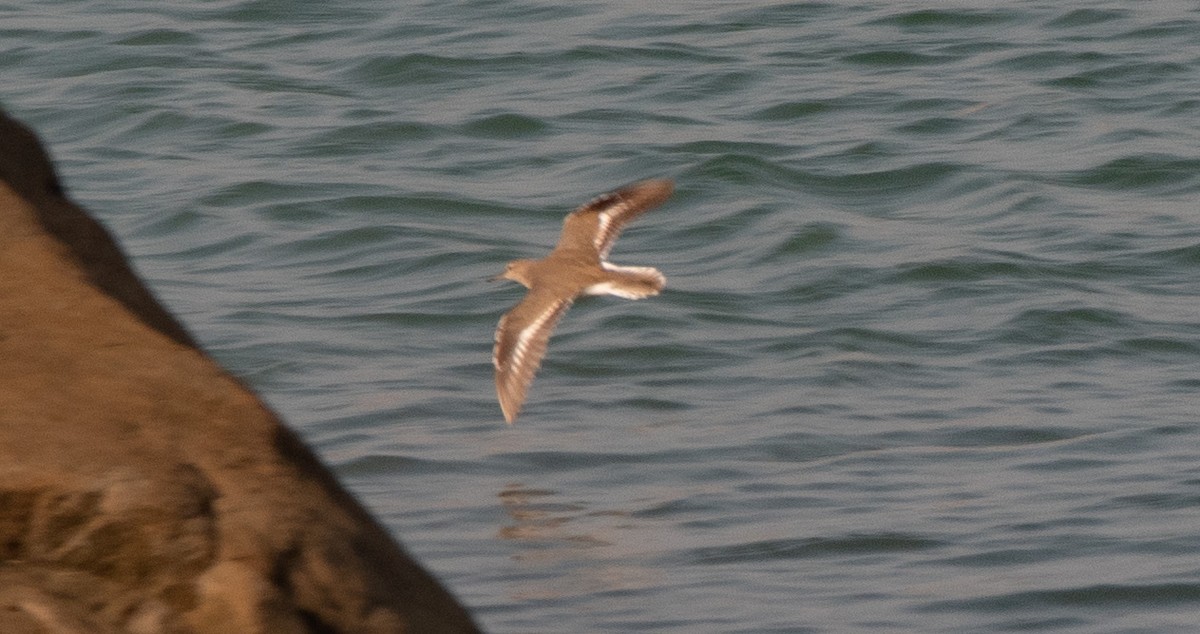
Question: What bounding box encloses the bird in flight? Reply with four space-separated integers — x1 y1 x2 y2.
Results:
491 179 674 423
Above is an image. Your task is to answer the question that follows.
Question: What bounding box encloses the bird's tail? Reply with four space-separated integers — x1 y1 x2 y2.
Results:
588 264 666 299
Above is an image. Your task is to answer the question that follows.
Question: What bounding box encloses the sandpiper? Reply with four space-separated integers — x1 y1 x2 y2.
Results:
491 179 674 423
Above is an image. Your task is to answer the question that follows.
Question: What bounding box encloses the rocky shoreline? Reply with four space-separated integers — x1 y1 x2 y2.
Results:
0 112 480 633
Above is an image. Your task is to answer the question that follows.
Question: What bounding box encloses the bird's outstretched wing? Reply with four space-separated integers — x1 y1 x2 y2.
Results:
493 290 575 423
557 179 674 259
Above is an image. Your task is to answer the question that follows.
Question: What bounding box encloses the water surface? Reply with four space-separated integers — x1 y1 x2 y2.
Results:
5 2 1200 631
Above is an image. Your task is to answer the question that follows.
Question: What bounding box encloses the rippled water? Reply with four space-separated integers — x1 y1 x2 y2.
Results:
6 2 1200 631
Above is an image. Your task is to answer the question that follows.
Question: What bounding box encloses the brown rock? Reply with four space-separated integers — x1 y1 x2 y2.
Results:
0 112 481 633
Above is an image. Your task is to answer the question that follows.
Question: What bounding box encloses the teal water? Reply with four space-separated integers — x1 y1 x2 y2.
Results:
6 2 1200 631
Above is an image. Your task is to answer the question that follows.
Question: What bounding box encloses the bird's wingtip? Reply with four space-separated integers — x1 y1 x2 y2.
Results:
636 177 674 196
498 392 519 424
624 178 675 209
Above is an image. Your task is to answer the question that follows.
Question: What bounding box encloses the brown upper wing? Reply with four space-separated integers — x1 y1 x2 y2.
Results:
493 290 575 423
556 179 674 258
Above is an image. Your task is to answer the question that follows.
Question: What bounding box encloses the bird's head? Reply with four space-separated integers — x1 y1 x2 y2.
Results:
489 259 536 288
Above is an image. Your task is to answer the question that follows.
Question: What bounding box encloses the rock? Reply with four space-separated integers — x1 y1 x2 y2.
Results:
0 112 481 634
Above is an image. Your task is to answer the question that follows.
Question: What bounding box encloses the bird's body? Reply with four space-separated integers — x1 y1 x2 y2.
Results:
492 179 673 423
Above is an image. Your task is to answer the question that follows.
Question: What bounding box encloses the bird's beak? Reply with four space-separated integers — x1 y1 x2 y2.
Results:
488 273 504 282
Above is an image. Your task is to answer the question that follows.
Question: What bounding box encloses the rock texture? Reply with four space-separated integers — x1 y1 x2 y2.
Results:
0 112 481 634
